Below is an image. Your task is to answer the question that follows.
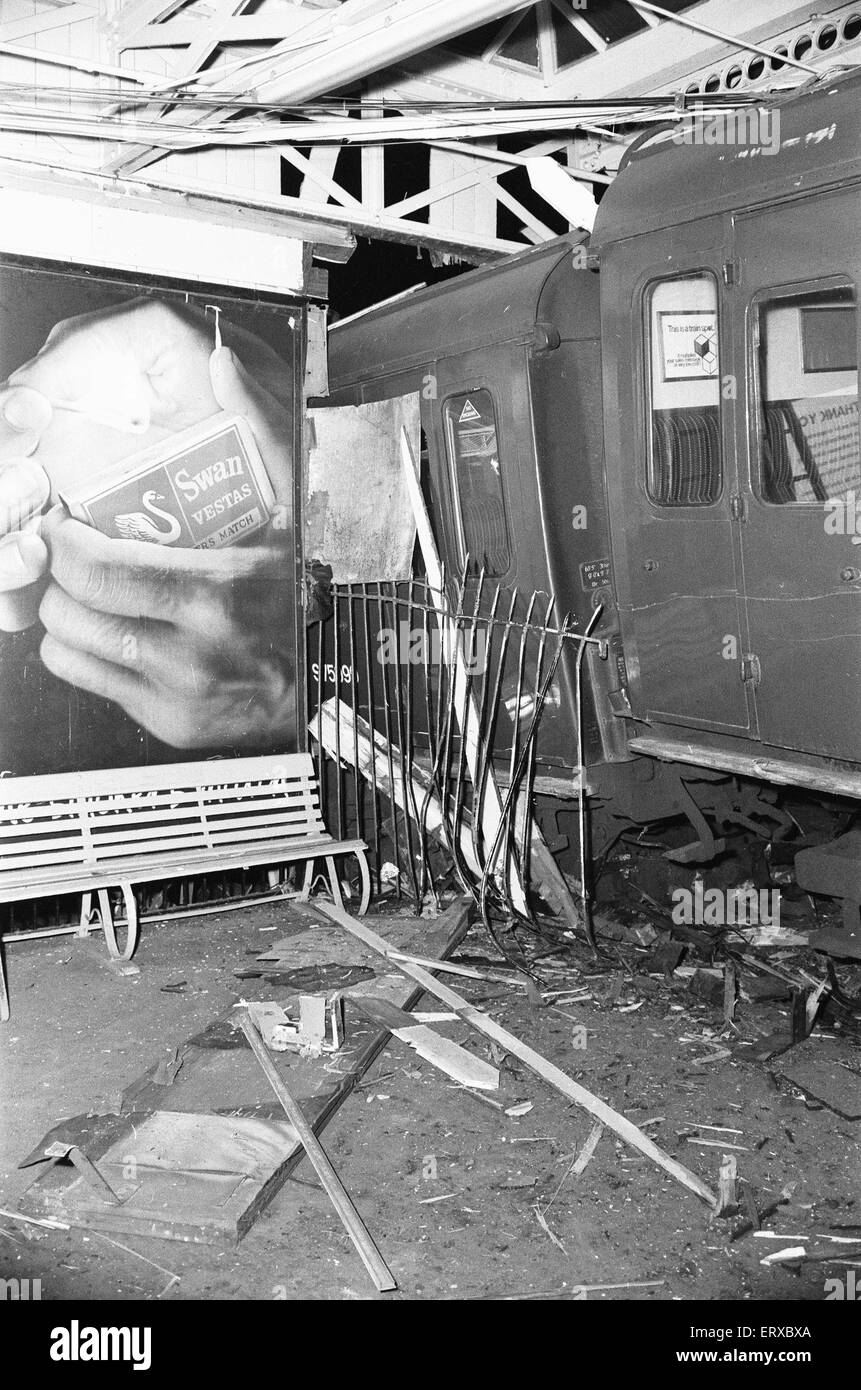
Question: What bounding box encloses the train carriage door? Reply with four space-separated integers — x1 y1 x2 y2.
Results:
603 224 752 732
734 190 861 761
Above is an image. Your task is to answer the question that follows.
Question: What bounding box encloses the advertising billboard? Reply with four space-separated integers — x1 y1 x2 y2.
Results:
0 258 303 779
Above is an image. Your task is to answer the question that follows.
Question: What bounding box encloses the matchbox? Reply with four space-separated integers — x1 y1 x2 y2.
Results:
60 412 275 550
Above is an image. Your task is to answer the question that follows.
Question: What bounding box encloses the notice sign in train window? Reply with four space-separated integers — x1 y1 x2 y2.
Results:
801 304 857 374
658 311 719 381
756 284 859 505
443 389 510 577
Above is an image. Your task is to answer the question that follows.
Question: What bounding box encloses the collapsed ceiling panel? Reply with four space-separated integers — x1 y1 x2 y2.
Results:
0 1 857 262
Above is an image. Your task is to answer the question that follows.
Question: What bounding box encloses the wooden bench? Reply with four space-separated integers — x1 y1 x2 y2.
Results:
0 752 370 1021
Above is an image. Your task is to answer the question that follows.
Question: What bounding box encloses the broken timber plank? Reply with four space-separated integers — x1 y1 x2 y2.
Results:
312 698 482 877
239 1011 396 1293
316 901 718 1209
272 896 476 1162
352 996 499 1090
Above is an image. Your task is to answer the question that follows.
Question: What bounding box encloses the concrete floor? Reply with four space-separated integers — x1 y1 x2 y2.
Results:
1 898 859 1301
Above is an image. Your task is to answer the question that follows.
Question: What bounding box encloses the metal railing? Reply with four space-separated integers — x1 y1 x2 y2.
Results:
309 571 603 937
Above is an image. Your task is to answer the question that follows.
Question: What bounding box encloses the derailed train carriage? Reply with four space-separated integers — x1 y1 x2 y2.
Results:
325 72 861 925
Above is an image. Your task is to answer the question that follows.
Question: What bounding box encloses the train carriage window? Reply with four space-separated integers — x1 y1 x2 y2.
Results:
754 285 859 504
443 389 511 576
645 275 722 506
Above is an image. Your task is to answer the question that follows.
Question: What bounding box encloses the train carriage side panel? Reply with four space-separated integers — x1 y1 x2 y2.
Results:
528 253 630 771
325 241 616 778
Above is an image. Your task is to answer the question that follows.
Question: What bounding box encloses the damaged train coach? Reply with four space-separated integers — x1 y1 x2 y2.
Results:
325 71 861 908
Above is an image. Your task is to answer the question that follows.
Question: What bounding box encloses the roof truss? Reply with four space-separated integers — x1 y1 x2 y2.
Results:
0 0 856 264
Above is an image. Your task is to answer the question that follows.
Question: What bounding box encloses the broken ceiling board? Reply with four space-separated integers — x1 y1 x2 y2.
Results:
23 1111 301 1244
779 1042 861 1121
305 394 421 582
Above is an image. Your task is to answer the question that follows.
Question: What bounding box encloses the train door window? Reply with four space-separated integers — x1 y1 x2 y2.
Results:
443 389 510 575
645 274 722 506
753 284 859 504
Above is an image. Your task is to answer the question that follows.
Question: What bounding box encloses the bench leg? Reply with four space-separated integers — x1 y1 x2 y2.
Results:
299 858 315 902
355 850 371 916
304 854 370 912
325 856 345 911
0 937 9 1023
77 892 96 938
98 884 140 962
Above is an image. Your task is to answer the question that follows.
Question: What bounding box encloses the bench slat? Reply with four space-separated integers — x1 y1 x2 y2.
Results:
0 819 86 840
0 787 319 827
91 824 330 860
202 808 326 832
88 809 324 848
0 752 317 805
1 806 95 825
85 813 207 834
86 834 236 861
85 799 320 828
0 848 89 872
197 782 319 801
88 825 210 848
76 794 318 833
201 794 320 818
0 836 369 900
204 824 328 846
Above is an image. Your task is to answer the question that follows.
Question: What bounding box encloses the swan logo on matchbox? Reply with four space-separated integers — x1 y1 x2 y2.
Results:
61 412 275 550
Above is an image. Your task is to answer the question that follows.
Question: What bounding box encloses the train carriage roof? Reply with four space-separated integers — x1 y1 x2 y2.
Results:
328 234 582 390
593 69 861 247
328 72 860 394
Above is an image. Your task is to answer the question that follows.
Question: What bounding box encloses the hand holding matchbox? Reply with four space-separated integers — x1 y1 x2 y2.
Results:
0 298 290 632
0 290 298 760
0 400 276 631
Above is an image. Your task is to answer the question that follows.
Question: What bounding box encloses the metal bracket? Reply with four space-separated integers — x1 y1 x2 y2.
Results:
741 654 762 687
43 1142 123 1205
722 259 741 287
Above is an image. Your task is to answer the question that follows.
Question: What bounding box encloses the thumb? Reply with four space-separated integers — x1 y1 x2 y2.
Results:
209 346 291 499
0 530 48 591
0 386 54 461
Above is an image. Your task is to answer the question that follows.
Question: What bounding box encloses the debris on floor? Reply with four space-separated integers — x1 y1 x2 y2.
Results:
778 1041 861 1120
3 852 860 1301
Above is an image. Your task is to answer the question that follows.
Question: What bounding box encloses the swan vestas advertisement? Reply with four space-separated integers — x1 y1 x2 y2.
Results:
61 413 276 550
0 260 301 779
